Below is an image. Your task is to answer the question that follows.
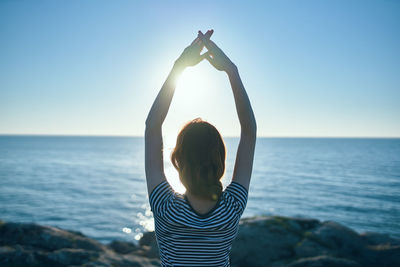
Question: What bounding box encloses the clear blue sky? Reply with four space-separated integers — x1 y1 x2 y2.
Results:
1 0 399 137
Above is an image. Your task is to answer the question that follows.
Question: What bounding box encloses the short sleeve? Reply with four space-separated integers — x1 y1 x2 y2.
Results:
225 181 249 216
149 180 174 217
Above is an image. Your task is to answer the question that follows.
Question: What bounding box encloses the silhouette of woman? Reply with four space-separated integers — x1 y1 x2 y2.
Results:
145 29 256 266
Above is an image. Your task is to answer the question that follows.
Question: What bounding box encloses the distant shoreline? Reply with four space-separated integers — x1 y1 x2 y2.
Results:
1 134 399 139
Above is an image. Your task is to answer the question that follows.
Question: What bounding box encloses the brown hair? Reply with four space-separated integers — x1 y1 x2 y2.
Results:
171 118 226 201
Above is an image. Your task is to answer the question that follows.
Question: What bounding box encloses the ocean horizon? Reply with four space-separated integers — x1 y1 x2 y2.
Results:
1 135 399 243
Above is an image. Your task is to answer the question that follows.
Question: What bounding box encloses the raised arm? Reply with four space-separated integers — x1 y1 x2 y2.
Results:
145 31 213 196
144 62 183 196
199 31 257 191
226 66 257 191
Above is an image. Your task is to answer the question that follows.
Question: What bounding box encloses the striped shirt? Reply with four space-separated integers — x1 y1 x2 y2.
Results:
149 180 248 267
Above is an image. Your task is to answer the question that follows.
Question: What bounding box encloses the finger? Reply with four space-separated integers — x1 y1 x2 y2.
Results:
190 30 210 48
190 31 210 46
201 51 211 60
206 37 219 50
194 38 202 46
197 30 212 46
198 31 213 51
200 30 213 46
205 55 218 69
202 51 217 66
203 38 223 57
204 29 213 39
190 37 199 46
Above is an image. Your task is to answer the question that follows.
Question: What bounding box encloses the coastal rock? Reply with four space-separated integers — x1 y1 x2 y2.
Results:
109 240 139 254
287 255 360 267
138 231 159 258
1 216 399 266
47 248 100 265
229 216 400 267
312 221 364 253
230 216 303 265
0 220 160 267
361 231 400 246
294 239 329 258
0 221 104 252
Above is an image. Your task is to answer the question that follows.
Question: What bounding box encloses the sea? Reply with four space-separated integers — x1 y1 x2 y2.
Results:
0 136 399 243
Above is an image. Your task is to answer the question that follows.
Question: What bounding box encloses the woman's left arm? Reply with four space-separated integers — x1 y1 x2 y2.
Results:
145 31 213 196
144 63 183 196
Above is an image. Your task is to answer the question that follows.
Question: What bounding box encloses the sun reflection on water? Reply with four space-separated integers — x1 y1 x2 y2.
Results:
122 227 131 234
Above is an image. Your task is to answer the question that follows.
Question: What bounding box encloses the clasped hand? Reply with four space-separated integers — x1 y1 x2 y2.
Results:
175 29 236 73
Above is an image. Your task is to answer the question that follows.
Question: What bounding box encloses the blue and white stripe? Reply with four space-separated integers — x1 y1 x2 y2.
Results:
149 180 248 267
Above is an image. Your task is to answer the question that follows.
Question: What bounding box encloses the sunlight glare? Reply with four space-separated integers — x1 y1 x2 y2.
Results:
177 66 208 92
165 165 186 194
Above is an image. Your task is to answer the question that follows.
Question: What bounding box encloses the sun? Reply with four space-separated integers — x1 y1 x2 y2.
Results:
173 61 219 113
176 64 208 92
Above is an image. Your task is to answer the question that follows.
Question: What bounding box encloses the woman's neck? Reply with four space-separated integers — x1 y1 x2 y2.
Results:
185 192 218 214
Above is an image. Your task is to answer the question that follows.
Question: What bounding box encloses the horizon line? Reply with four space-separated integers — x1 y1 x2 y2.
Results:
0 133 399 139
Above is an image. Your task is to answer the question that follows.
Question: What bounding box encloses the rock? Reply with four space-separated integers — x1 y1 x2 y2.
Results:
0 221 160 266
47 248 99 265
108 240 138 254
295 239 329 258
138 231 159 258
290 218 320 231
311 221 364 255
139 231 156 247
1 216 399 267
287 255 360 267
0 245 62 267
361 232 400 246
231 216 303 266
360 243 400 267
230 216 400 267
0 221 104 252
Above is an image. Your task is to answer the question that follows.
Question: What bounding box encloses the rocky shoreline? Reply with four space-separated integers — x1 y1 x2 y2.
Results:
1 216 399 266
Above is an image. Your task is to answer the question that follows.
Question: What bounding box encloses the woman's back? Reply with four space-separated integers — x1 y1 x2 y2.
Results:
145 30 256 266
150 180 248 267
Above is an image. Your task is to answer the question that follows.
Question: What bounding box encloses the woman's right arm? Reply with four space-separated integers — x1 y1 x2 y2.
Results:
199 31 257 191
226 66 257 191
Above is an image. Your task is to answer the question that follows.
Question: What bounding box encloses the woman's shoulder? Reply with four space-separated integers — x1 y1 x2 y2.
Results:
224 181 249 195
222 181 248 215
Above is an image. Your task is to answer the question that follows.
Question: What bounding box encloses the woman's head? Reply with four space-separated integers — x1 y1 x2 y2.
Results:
171 118 226 201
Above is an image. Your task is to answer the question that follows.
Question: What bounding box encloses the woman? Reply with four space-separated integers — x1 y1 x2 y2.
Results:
145 29 257 266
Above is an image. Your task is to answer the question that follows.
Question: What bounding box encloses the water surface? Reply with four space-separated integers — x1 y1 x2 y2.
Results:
0 136 399 243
